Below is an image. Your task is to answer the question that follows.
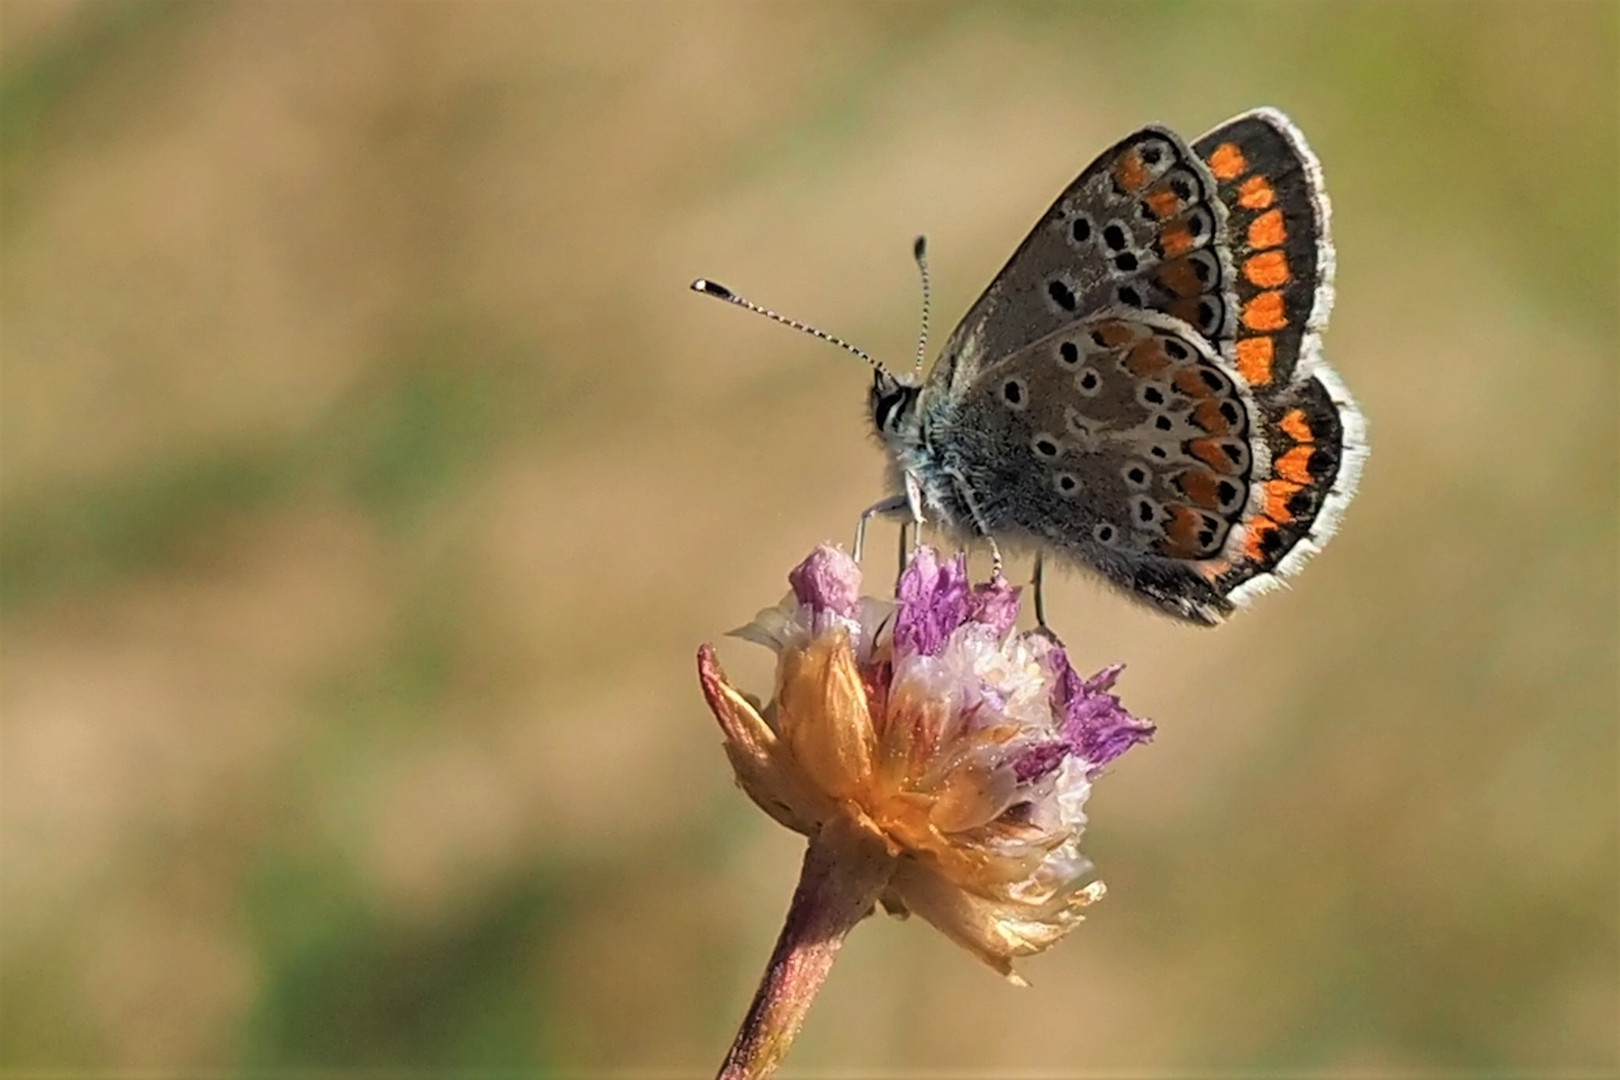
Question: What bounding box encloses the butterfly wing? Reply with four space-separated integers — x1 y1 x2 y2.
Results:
932 125 1242 396
929 310 1262 625
914 110 1365 623
1189 108 1367 605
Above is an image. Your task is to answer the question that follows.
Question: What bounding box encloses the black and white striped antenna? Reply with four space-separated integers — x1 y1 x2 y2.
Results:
688 278 893 378
691 236 936 380
911 235 930 373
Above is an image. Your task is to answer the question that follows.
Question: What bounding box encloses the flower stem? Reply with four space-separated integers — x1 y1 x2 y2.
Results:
716 817 894 1080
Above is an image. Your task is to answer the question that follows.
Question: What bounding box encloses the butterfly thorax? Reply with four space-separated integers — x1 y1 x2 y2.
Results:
869 369 983 536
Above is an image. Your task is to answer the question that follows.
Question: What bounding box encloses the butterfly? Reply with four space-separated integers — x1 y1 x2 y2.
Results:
697 108 1366 626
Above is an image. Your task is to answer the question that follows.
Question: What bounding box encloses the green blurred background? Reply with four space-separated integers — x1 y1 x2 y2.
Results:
2 1 1615 1074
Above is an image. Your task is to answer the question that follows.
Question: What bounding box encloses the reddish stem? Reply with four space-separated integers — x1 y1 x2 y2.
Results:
716 817 893 1080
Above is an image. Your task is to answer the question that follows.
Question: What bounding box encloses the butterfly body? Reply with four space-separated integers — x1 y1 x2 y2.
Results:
870 109 1366 625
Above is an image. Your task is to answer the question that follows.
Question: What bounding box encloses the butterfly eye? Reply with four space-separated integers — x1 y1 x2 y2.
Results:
874 391 903 430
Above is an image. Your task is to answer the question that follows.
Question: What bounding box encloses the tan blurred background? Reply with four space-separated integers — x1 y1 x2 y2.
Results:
2 1 1615 1074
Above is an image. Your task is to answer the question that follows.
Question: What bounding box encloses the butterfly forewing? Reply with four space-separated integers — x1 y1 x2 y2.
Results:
1179 109 1367 605
935 126 1240 398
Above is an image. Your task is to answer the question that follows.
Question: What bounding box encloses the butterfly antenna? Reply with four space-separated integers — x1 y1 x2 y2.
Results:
912 235 930 373
690 278 892 376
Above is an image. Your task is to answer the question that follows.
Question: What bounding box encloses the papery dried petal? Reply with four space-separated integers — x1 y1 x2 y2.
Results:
1047 649 1155 773
789 544 862 619
927 760 1022 834
698 646 825 834
775 631 876 803
1012 739 1069 783
729 600 799 654
965 576 1021 639
884 861 1045 984
887 857 1109 984
894 547 968 659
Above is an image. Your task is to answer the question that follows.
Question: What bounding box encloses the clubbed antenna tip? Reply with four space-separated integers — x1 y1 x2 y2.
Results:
687 274 889 375
691 278 734 300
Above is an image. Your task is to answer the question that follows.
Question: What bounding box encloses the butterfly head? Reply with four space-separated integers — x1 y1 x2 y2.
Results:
869 369 922 441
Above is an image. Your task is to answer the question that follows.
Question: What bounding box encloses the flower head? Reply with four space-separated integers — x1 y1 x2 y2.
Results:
699 543 1152 982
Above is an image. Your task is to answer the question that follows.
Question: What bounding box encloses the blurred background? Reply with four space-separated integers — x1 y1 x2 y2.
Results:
2 1 1615 1074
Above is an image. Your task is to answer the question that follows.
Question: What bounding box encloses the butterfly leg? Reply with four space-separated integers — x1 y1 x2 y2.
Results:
1032 551 1048 629
945 468 1003 578
853 495 908 563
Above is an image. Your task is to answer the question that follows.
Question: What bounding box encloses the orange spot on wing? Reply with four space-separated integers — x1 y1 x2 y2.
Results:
1264 478 1303 523
1243 517 1280 561
1144 185 1181 219
1237 175 1275 209
1173 368 1217 399
1191 400 1231 435
1093 320 1137 347
1242 290 1287 331
1177 468 1223 508
1235 336 1274 385
1208 142 1246 181
1243 250 1290 288
1124 340 1171 376
1160 505 1210 558
1187 437 1232 471
1168 298 1205 328
1114 149 1150 194
1156 257 1204 298
1248 208 1286 249
1158 221 1194 257
1280 408 1314 443
1275 445 1314 484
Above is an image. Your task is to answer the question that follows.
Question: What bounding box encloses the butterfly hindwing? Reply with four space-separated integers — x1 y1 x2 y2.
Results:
931 309 1263 625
